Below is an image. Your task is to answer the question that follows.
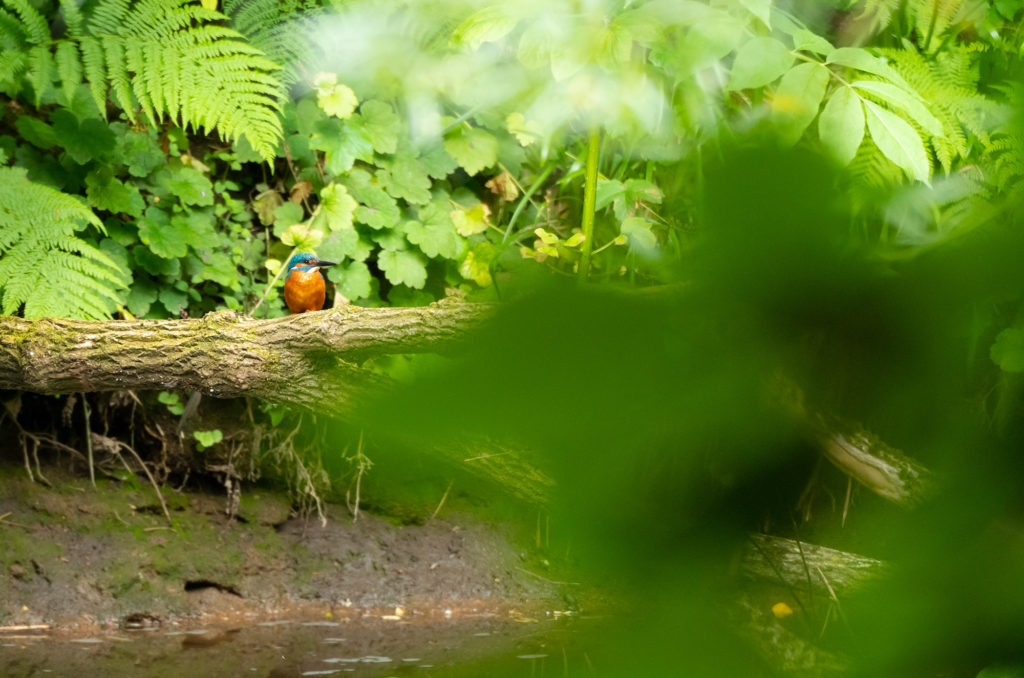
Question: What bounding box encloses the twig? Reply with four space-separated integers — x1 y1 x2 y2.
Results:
0 512 30 529
430 480 453 521
82 393 95 488
515 566 580 586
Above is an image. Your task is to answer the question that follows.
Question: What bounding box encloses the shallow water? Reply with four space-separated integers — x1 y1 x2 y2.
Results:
0 612 583 678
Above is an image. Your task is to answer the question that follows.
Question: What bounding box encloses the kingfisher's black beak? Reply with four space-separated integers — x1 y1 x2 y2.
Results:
314 260 337 268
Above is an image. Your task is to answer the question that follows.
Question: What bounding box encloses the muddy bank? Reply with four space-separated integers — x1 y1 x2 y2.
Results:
0 467 566 632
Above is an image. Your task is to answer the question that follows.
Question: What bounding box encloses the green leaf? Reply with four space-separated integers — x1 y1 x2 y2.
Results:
138 206 187 259
727 37 794 91
410 197 464 259
864 100 929 183
310 118 374 174
851 80 944 137
165 167 214 206
318 227 371 263
175 210 220 251
348 172 401 230
334 260 373 301
739 0 771 28
51 109 115 164
621 217 657 256
459 242 495 286
450 203 490 236
444 127 498 175
191 251 237 289
772 62 830 145
272 202 304 235
825 47 911 90
317 182 357 231
595 179 627 211
819 87 864 165
378 248 428 289
159 286 188 316
15 117 57 150
790 29 834 55
114 127 164 178
126 276 159 317
193 429 223 447
452 5 518 49
132 245 180 276
991 329 1024 373
314 72 358 119
361 100 401 154
380 153 432 205
419 145 458 180
85 168 145 217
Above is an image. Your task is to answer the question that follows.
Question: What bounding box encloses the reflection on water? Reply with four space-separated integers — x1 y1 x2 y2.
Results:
0 612 583 678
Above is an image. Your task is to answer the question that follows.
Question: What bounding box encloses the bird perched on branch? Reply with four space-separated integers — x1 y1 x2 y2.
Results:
284 253 336 313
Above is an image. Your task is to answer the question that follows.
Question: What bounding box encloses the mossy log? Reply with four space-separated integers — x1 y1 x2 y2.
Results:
0 299 492 415
741 533 885 596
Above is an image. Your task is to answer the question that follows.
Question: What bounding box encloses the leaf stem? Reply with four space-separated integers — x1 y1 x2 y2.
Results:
577 129 601 281
502 162 556 244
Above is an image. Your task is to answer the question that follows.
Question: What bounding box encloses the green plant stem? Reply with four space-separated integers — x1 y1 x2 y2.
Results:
250 245 298 316
577 129 601 281
502 162 556 244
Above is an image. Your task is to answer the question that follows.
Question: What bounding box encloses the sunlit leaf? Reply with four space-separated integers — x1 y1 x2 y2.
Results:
727 37 794 90
864 100 929 183
772 62 829 145
818 87 864 165
378 248 428 289
444 127 498 175
851 80 944 137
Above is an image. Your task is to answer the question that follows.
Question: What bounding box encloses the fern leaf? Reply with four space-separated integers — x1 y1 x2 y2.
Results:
103 39 135 120
54 39 82 102
0 8 25 46
27 43 52 106
80 37 107 117
3 0 49 45
59 0 85 38
0 167 127 320
88 0 131 35
0 48 27 87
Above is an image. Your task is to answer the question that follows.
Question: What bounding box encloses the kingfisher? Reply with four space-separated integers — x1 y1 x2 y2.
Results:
284 253 337 313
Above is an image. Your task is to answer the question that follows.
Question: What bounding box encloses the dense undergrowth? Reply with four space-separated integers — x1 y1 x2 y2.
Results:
4 1 1024 675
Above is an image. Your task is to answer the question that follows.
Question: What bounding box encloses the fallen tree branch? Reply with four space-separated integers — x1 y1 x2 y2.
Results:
741 533 885 596
0 299 493 416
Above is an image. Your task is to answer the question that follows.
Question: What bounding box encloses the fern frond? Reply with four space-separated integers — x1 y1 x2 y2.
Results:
4 0 48 44
0 167 127 319
54 40 82 102
3 0 286 161
59 0 85 38
223 0 324 83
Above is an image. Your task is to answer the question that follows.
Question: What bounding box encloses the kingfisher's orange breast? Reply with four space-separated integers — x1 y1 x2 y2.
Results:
284 269 326 313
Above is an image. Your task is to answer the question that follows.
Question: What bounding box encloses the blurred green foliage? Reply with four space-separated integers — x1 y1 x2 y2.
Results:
4 0 1024 674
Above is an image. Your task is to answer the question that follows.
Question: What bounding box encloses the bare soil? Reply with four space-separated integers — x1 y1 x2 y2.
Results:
0 465 565 633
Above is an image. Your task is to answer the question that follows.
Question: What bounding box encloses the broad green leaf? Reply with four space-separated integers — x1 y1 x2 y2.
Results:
444 127 498 175
419 145 458 179
15 117 57 149
991 329 1024 373
373 227 407 251
175 210 220 251
318 227 372 263
772 62 830 145
317 183 357 232
51 109 114 164
132 245 181 276
459 242 495 286
826 47 911 90
85 168 144 217
819 87 864 165
310 118 373 174
851 80 943 136
452 6 518 49
138 206 187 259
620 217 657 255
595 179 627 211
314 72 358 119
114 127 164 177
864 100 929 182
739 0 771 28
727 37 794 90
409 201 464 259
159 286 188 315
451 203 490 236
193 429 223 447
349 175 401 230
281 223 324 250
126 276 159 317
334 260 373 301
252 189 283 225
380 153 432 205
378 248 428 289
272 202 304 235
191 251 237 289
165 166 214 206
506 112 544 147
790 28 835 55
360 100 401 154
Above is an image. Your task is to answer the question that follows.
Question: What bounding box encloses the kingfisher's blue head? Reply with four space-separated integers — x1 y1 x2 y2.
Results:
286 253 337 278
